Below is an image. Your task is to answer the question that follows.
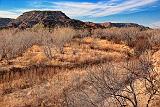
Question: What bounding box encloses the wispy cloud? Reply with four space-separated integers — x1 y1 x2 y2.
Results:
51 0 158 17
150 21 160 28
0 11 20 18
0 0 158 19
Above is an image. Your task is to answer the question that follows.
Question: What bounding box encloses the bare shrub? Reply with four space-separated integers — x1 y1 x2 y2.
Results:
118 27 140 47
134 36 151 56
0 29 17 61
76 29 90 38
0 29 48 61
43 27 76 59
53 27 76 48
0 27 76 62
133 29 160 55
91 28 160 56
92 27 141 46
63 52 160 107
91 28 118 40
146 29 160 49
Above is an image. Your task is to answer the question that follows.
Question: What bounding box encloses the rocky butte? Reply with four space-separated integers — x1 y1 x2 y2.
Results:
1 10 149 29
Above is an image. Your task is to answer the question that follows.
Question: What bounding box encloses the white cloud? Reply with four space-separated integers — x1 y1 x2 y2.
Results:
0 11 20 18
51 0 157 17
150 21 160 28
0 8 56 18
95 0 157 17
0 0 158 19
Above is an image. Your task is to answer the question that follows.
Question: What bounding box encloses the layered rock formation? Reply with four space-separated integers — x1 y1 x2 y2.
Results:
0 10 149 29
0 18 14 28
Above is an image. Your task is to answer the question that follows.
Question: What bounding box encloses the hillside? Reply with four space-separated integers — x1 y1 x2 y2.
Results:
1 10 149 29
0 18 14 28
7 11 88 29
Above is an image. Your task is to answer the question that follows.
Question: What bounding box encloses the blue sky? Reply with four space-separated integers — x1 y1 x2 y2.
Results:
0 0 160 27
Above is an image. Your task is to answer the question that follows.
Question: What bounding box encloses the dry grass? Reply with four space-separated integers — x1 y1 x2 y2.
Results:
1 38 130 69
91 28 160 56
0 65 89 107
0 27 160 107
92 27 140 45
0 27 76 61
153 50 160 74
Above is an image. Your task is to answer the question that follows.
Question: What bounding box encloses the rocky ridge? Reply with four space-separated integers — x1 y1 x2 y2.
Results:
1 10 149 29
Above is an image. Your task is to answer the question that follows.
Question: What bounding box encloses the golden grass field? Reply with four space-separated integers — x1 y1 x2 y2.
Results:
0 27 160 107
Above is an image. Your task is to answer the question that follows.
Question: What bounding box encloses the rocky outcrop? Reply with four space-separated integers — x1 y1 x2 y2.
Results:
107 23 149 29
83 22 148 29
84 22 106 28
0 18 14 28
1 10 149 29
7 11 87 29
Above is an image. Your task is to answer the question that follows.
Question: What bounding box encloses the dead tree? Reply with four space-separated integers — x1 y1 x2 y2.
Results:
63 52 159 107
42 27 76 60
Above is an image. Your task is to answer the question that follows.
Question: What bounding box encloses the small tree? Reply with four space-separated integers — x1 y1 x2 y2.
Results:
0 29 45 62
63 52 159 107
42 27 76 60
